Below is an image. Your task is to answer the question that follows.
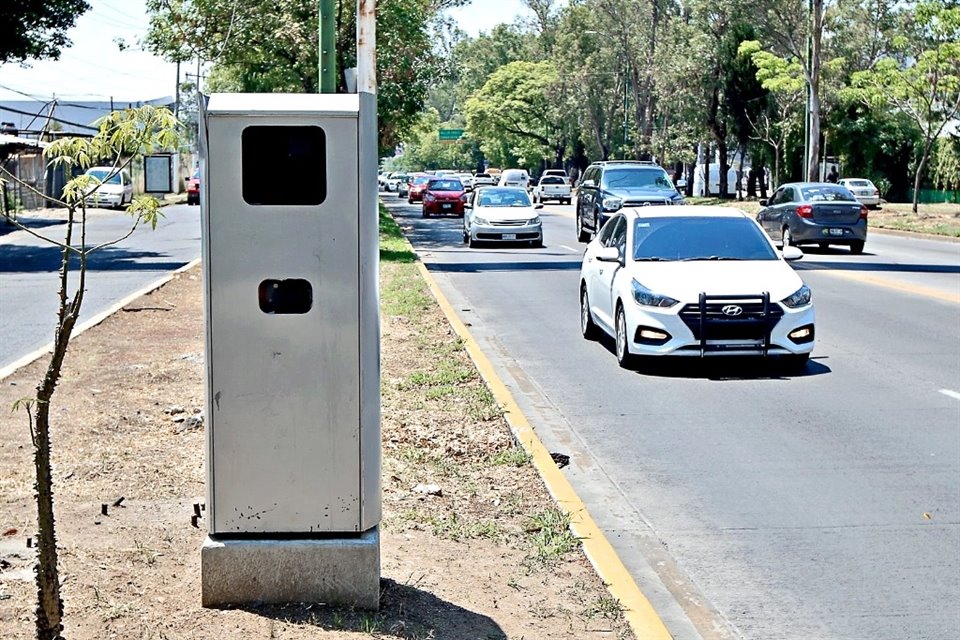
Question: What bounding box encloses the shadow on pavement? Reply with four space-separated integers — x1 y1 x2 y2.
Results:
236 578 507 639
427 259 581 273
1 217 65 238
0 243 188 273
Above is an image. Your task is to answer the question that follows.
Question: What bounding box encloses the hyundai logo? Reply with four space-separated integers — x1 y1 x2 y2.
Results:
722 305 743 317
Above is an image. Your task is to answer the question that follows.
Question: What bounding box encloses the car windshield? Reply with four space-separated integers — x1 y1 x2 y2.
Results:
801 185 856 202
846 180 871 187
540 176 564 185
87 169 122 185
428 180 462 191
477 188 531 207
413 175 433 185
633 216 778 261
604 168 673 190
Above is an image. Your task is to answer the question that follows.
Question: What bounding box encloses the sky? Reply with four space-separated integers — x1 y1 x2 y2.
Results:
0 0 532 103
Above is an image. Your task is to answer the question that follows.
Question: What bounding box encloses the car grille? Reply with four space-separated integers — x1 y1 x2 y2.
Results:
490 219 529 226
623 197 672 206
678 294 783 353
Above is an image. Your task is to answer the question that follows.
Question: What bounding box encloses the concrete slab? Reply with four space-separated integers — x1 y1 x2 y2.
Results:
201 527 380 609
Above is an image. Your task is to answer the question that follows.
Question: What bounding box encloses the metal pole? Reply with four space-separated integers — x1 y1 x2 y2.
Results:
623 73 628 159
319 0 336 92
803 0 812 178
357 0 377 95
174 60 180 119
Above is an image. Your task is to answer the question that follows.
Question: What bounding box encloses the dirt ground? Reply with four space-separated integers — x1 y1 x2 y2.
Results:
0 251 633 637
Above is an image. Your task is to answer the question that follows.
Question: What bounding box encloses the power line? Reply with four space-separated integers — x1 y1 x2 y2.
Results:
0 105 98 131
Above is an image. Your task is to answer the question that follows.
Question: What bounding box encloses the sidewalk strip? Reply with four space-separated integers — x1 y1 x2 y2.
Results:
0 259 201 382
415 259 673 640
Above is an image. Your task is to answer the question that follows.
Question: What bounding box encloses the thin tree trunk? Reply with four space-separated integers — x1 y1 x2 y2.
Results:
807 0 824 182
913 143 932 214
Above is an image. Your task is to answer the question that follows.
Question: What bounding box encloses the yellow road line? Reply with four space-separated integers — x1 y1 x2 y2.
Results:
817 269 960 305
415 260 673 640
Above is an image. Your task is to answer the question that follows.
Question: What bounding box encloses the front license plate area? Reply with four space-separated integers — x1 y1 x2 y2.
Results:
442 203 452 210
502 233 516 240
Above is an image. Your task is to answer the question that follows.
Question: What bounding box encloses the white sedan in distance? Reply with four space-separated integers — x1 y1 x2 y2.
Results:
838 178 881 208
463 187 543 248
579 206 815 370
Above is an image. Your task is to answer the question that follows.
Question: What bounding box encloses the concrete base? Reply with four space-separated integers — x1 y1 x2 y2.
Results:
201 527 380 609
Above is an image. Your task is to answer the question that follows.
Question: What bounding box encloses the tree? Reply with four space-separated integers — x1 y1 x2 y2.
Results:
0 0 91 64
851 1 960 212
0 107 181 640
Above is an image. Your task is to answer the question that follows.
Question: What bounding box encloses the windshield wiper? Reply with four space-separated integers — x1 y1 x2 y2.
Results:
680 256 744 261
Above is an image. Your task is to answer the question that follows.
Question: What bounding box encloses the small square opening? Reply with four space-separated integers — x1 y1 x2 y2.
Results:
242 126 327 206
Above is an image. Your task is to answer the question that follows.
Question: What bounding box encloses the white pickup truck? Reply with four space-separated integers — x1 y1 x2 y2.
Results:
532 175 572 204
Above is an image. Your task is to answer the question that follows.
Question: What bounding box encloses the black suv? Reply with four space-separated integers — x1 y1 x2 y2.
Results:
575 161 684 241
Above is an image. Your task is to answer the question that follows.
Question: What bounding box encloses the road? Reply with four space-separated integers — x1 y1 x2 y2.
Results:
384 194 960 640
0 204 201 372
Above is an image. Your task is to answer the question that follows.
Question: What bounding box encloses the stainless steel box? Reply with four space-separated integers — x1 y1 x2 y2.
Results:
200 93 380 535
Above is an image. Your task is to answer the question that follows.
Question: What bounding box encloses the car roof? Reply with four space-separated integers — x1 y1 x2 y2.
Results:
780 182 847 188
621 205 750 220
590 160 662 168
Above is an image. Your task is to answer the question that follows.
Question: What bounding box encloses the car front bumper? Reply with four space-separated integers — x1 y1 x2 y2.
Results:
84 193 124 208
470 221 542 243
623 299 816 357
424 200 465 215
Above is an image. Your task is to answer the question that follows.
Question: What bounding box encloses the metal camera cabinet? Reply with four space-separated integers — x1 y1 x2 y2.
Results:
199 93 380 608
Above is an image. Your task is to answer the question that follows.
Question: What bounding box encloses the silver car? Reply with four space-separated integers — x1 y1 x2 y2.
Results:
839 178 881 208
463 187 543 248
757 182 868 254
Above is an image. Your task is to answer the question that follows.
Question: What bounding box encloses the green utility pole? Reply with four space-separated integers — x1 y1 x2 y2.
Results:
319 0 336 93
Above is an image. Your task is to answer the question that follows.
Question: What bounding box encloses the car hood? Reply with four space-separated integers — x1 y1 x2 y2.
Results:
627 260 804 303
92 184 124 195
611 187 678 198
427 190 463 197
476 206 537 221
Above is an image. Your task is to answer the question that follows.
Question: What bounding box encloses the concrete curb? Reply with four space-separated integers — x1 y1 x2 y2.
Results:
414 259 673 640
0 258 202 383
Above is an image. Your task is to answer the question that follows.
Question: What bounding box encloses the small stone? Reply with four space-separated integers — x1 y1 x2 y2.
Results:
412 483 442 497
164 405 186 415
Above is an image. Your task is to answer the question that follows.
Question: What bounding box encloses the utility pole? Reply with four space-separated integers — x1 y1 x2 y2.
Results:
319 0 336 92
623 73 628 159
175 60 181 119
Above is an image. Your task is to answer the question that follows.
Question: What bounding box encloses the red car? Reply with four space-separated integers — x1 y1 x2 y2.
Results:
186 170 200 205
422 178 466 218
407 173 436 204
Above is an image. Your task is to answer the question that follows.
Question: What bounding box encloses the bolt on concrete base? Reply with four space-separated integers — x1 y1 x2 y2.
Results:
201 527 380 609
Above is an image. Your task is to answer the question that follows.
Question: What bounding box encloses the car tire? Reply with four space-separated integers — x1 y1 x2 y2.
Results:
615 304 635 369
422 208 429 218
580 285 600 341
849 241 864 255
782 353 810 372
408 198 414 205
468 236 478 248
576 210 589 243
781 226 793 248
531 238 543 248
463 229 469 244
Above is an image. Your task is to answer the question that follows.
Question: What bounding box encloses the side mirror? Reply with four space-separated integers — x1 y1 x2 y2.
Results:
596 246 621 263
782 246 803 261
758 199 768 207
535 203 544 210
581 179 596 188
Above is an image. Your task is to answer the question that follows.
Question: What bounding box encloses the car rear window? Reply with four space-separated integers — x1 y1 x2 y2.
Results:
428 180 463 191
801 185 857 202
846 180 871 187
413 175 433 185
540 176 564 185
633 216 778 261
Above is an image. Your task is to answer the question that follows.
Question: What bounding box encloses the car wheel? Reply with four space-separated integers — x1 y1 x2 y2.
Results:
781 226 793 248
531 238 543 248
408 198 414 205
468 236 478 248
580 285 600 341
576 211 589 243
463 228 469 244
849 241 864 255
615 304 634 368
782 353 810 372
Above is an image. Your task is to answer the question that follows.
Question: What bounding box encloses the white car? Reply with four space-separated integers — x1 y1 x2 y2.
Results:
384 173 409 192
82 167 134 209
532 175 572 204
456 173 475 190
498 169 531 190
579 206 815 369
472 172 497 187
463 187 543 248
838 178 881 208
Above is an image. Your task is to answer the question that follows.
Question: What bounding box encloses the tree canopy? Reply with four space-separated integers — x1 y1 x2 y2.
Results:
0 0 91 64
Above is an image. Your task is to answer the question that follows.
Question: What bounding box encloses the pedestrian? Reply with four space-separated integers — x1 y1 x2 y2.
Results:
826 165 839 183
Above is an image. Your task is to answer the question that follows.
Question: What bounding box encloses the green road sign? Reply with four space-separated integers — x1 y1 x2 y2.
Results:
438 128 465 141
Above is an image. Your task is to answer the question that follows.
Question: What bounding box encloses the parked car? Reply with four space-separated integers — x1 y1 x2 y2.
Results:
422 177 466 217
575 161 683 242
385 173 409 192
498 169 531 190
186 169 200 205
532 175 572 204
757 182 868 254
407 173 436 204
472 172 497 187
456 172 475 190
579 205 814 369
542 168 570 183
463 187 543 248
82 166 134 209
838 178 881 208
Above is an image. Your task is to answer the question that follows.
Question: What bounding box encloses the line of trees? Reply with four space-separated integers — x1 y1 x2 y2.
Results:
392 0 959 211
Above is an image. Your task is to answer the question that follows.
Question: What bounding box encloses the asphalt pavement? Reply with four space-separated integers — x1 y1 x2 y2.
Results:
0 204 201 372
384 194 960 640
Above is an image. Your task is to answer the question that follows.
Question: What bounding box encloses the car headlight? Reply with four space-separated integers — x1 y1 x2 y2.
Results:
602 196 623 212
527 216 541 225
473 216 489 225
781 284 812 308
631 279 678 308
424 193 435 202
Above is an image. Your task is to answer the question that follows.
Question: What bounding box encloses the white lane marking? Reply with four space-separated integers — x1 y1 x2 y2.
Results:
559 244 580 253
939 389 960 401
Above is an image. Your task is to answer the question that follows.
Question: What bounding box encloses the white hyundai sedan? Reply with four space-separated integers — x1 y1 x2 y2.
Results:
579 206 815 369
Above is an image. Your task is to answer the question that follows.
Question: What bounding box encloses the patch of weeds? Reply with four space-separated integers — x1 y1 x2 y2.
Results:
583 594 625 620
465 385 502 421
379 204 417 264
525 508 580 565
429 453 468 479
489 445 531 467
396 445 427 465
428 512 502 542
133 539 159 565
402 361 475 391
381 269 433 318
